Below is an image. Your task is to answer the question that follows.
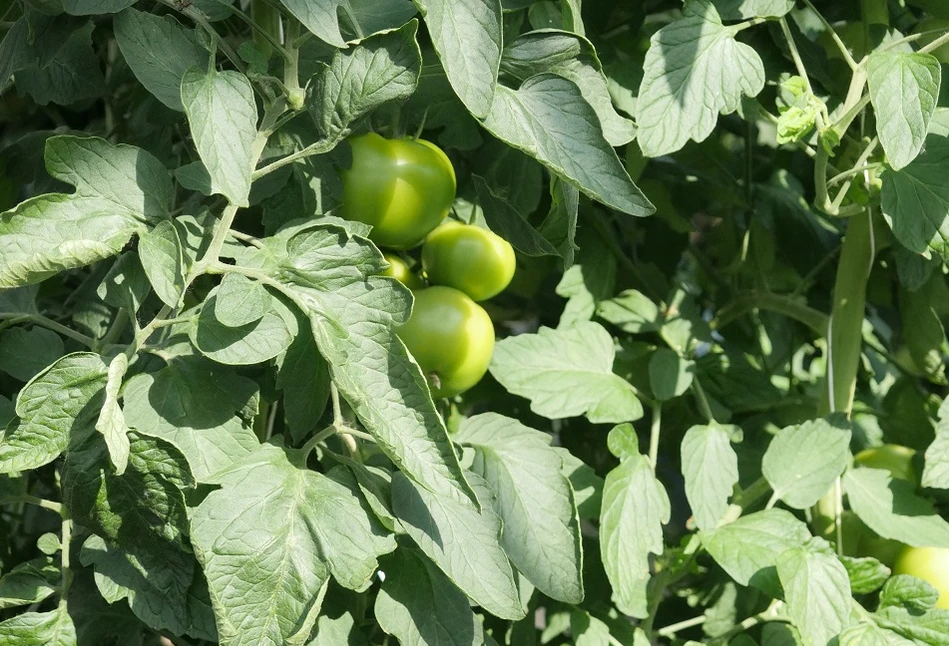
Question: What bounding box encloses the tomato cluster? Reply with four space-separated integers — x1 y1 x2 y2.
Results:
847 445 949 608
339 133 516 398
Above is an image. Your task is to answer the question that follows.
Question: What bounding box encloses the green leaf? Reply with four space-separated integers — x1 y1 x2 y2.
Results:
15 21 106 106
0 607 76 646
923 410 949 489
191 290 296 365
0 327 64 382
276 321 330 444
881 135 949 261
62 431 193 550
599 433 670 616
489 322 643 423
276 0 348 48
181 67 258 207
844 468 949 547
649 348 694 401
762 418 851 509
556 447 603 520
190 442 391 646
482 74 654 217
251 224 476 505
96 353 131 475
840 556 891 594
500 30 636 146
97 253 151 315
713 0 794 19
867 52 941 171
374 548 484 646
80 535 193 635
539 178 580 266
391 471 524 620
138 219 187 308
0 136 172 287
555 230 617 328
880 574 941 612
114 8 207 111
776 538 851 646
0 352 107 473
308 611 368 645
0 557 60 610
61 0 136 14
838 622 914 646
570 609 612 646
213 273 273 328
344 0 418 37
637 0 765 157
312 21 421 140
455 413 583 603
680 423 740 530
702 509 812 597
472 175 559 257
122 356 259 483
415 0 501 119
871 605 949 646
597 290 662 334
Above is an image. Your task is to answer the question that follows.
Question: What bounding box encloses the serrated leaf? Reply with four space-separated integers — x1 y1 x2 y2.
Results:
0 136 172 287
880 574 941 612
181 68 258 207
762 418 851 509
873 606 949 646
0 327 64 382
500 30 636 146
138 219 187 308
637 0 765 157
844 468 949 547
0 557 60 610
416 0 501 119
96 353 131 475
702 509 811 597
599 438 670 616
0 607 76 646
881 135 949 261
868 52 941 171
248 224 476 506
555 229 617 328
838 622 915 646
114 8 207 111
190 442 390 646
840 556 891 594
375 548 484 646
489 322 643 423
776 538 851 646
0 352 107 473
392 471 524 620
482 74 654 217
191 291 295 365
122 356 259 483
597 290 662 334
313 21 421 140
80 535 192 635
62 431 194 552
455 413 583 603
681 423 740 530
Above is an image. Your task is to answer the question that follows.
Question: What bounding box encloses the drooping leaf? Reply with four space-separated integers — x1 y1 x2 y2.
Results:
138 219 187 308
844 468 949 547
680 423 740 530
96 353 131 475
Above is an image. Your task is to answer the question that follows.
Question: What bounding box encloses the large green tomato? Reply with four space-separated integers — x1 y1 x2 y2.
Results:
340 133 456 250
381 252 424 290
854 444 918 483
396 286 495 398
421 220 516 301
893 546 949 609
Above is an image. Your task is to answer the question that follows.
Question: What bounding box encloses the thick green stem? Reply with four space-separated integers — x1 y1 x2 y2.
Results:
251 0 281 61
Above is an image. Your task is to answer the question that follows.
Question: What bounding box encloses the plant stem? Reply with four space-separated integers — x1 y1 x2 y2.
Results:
0 495 62 513
691 378 716 423
801 0 859 69
0 314 97 348
656 614 707 638
920 30 949 54
648 402 662 471
712 291 829 335
283 17 301 94
59 515 73 598
252 137 343 179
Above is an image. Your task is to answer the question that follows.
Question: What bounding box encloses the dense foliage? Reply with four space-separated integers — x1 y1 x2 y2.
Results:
1 0 949 644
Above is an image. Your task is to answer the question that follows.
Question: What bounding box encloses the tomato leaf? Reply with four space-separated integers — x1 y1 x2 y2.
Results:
776 538 852 646
844 468 949 547
0 607 76 646
762 418 852 510
680 423 740 530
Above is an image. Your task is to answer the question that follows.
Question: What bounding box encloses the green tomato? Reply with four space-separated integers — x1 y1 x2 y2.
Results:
421 220 516 301
340 133 456 250
396 286 495 399
893 546 949 609
381 252 424 290
854 444 917 483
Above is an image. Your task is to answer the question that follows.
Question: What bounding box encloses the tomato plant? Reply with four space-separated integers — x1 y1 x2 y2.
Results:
396 286 495 399
2 1 949 645
421 219 516 301
340 132 456 249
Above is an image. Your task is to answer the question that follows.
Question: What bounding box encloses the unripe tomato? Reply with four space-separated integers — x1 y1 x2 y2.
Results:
339 133 456 250
421 220 516 301
381 253 424 290
854 444 917 483
893 546 949 609
396 286 495 399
